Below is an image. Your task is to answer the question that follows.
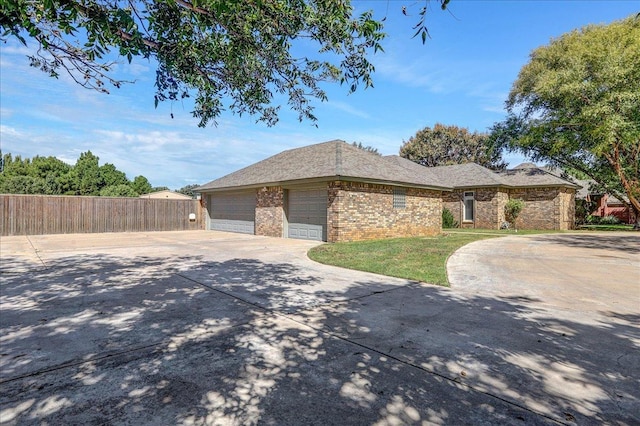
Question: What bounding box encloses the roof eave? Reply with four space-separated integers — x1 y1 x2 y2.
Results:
196 175 452 193
448 183 580 190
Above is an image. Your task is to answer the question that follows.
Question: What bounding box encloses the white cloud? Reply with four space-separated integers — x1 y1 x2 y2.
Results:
0 125 22 138
0 108 14 119
326 101 371 119
376 56 457 94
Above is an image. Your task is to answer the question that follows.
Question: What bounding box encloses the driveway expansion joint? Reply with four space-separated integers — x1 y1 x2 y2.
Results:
0 342 164 385
178 272 567 426
25 235 47 269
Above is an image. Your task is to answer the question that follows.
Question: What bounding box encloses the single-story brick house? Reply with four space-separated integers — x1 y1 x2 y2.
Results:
430 162 579 230
196 140 449 242
196 141 580 241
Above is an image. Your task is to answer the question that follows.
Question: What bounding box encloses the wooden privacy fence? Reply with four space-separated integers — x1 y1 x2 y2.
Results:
0 194 204 236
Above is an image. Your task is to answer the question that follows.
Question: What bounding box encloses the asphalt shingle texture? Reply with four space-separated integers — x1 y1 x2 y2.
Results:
196 140 580 192
197 140 450 191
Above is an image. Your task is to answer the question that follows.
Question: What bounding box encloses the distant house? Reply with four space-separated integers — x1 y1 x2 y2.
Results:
195 140 580 242
139 190 193 200
544 167 636 224
591 194 635 223
429 162 579 231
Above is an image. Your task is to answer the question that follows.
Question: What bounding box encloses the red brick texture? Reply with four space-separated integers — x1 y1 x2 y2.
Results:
443 187 576 230
255 186 285 237
328 181 441 242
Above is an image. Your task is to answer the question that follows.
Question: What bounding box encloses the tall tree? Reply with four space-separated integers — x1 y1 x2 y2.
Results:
131 175 153 195
31 155 73 194
73 151 102 195
0 153 64 194
0 0 450 127
494 16 640 223
399 123 506 169
99 163 129 187
0 151 157 196
0 153 30 177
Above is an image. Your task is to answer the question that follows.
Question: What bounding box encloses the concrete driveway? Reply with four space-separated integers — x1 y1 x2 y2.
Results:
1 231 638 425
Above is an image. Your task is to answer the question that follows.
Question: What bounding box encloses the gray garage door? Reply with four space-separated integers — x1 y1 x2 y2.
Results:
288 188 327 241
210 191 255 234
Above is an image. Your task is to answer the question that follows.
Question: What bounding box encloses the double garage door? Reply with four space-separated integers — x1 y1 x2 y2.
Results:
209 191 255 234
208 188 327 241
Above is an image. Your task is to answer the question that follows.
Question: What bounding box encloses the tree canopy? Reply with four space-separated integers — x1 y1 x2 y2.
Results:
0 151 157 196
176 184 201 198
492 15 640 220
131 175 153 195
1 1 449 127
399 123 506 169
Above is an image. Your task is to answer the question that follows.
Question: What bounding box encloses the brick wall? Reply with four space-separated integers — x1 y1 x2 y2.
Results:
442 192 462 226
328 181 441 242
443 187 575 230
443 188 508 229
558 189 576 230
508 187 576 230
496 191 509 227
255 186 284 237
475 188 507 229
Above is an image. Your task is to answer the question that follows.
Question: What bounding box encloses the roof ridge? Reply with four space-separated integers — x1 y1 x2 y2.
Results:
335 141 343 176
474 163 507 185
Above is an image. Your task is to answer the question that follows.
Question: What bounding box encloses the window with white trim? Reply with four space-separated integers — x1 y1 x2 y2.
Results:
393 188 406 209
463 191 474 222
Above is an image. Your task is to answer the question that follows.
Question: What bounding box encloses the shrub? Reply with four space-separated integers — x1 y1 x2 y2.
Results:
585 214 601 224
599 215 621 225
504 198 525 229
442 208 458 228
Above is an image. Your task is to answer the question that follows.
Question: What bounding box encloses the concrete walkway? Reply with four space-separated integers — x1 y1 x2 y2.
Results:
1 231 638 425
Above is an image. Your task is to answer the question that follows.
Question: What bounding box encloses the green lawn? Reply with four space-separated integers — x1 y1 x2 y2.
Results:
308 233 500 286
308 225 636 286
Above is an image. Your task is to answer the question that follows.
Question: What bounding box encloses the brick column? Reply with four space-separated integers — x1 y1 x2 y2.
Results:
255 186 284 237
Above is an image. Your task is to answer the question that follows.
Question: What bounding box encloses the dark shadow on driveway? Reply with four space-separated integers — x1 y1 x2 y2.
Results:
0 252 638 425
532 233 640 254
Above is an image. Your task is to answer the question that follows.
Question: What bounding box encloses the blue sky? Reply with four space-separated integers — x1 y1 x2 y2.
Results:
1 1 638 189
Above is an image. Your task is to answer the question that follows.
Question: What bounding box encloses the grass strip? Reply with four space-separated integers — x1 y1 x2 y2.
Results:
308 233 499 286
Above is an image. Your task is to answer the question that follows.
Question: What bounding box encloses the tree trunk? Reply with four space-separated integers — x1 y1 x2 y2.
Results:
632 204 640 230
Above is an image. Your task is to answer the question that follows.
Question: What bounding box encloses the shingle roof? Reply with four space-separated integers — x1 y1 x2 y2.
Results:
196 140 450 191
382 156 447 187
429 163 506 187
426 162 580 189
497 167 581 188
196 141 580 193
543 166 595 198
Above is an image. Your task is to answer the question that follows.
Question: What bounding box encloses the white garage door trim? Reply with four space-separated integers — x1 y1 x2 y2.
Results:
210 191 256 235
287 187 327 241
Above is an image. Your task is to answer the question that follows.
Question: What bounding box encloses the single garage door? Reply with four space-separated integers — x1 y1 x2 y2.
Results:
288 188 327 241
210 191 255 234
